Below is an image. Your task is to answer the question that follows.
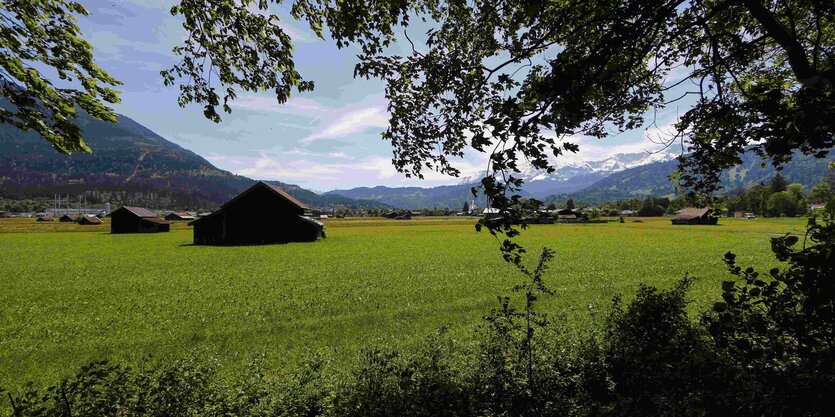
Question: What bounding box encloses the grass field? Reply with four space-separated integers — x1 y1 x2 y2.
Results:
0 216 808 387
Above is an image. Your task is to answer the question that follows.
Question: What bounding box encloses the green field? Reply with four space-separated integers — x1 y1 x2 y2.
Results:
0 216 807 387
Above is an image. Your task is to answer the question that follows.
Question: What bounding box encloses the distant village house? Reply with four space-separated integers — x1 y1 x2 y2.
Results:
78 215 103 225
809 202 826 211
110 207 171 233
671 207 718 225
165 211 196 221
556 208 578 220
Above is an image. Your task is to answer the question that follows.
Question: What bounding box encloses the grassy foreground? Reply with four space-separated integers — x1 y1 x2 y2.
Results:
0 216 806 387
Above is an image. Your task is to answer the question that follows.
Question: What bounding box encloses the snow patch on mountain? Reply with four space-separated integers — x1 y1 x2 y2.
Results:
521 150 679 182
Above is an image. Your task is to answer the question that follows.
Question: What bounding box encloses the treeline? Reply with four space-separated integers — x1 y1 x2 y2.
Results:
560 168 835 218
0 199 50 213
322 207 467 217
3 218 833 416
0 185 223 212
723 171 834 216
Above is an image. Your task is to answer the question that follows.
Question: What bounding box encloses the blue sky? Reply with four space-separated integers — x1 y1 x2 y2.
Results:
77 0 686 192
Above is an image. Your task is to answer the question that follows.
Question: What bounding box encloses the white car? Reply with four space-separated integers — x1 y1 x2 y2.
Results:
744 213 755 219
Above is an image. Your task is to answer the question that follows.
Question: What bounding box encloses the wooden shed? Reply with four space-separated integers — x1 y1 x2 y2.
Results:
556 208 579 220
165 211 196 221
189 181 325 245
395 211 412 220
59 214 75 222
671 207 718 225
36 216 53 222
110 206 171 233
79 215 103 225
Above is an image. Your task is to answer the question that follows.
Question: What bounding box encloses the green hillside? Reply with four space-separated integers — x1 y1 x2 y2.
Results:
0 112 384 210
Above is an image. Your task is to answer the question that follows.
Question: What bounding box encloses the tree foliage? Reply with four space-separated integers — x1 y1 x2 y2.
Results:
162 0 317 122
705 218 835 414
0 0 120 153
770 172 789 193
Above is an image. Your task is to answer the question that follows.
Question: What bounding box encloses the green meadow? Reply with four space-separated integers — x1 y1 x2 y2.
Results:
0 216 807 387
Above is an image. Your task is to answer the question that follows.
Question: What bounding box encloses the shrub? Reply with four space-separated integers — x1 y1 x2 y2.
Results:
704 217 835 416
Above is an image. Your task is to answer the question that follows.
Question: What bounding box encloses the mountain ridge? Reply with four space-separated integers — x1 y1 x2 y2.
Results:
0 111 387 210
2 109 829 211
326 150 682 208
562 149 833 204
327 148 831 208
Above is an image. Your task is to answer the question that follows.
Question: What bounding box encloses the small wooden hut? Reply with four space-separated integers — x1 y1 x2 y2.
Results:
78 215 103 225
189 181 324 245
36 216 53 222
110 206 171 233
59 214 75 222
395 212 412 220
556 208 578 220
165 211 196 221
671 207 718 225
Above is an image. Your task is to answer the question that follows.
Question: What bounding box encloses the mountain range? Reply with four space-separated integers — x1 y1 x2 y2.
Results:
1 110 831 210
0 111 385 210
324 151 688 209
563 149 833 204
516 150 680 198
328 149 832 208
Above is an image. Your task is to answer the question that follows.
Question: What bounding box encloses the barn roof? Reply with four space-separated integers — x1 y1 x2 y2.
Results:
140 217 171 225
121 206 158 218
167 211 195 219
220 181 310 211
80 215 102 224
675 207 711 220
190 182 309 226
298 215 325 227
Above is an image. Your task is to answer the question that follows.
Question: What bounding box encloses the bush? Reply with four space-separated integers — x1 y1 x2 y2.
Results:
704 217 835 415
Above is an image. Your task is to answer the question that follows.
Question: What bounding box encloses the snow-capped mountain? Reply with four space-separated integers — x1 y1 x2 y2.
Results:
518 150 680 198
327 149 681 208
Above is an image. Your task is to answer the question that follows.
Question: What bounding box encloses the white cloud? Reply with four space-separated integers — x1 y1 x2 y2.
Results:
284 148 356 160
229 94 390 144
301 107 389 143
230 95 326 115
205 150 489 190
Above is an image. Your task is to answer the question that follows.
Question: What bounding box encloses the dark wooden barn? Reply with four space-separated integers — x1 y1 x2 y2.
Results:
671 207 718 225
59 214 74 222
78 215 103 225
189 181 325 245
110 206 171 233
556 208 579 220
395 211 412 220
165 211 196 221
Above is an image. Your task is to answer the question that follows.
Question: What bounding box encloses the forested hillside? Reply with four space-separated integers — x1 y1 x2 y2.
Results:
0 111 383 210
